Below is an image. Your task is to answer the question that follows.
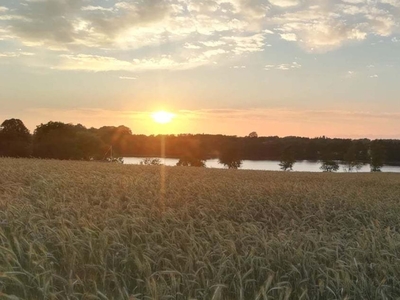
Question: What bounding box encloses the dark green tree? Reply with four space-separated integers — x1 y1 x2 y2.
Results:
279 147 296 171
94 126 132 156
176 156 206 167
320 148 339 172
33 122 105 160
248 132 258 138
75 131 106 160
343 143 363 172
33 122 80 159
320 160 340 172
176 137 207 167
219 143 242 169
0 119 31 157
140 158 162 165
370 140 385 172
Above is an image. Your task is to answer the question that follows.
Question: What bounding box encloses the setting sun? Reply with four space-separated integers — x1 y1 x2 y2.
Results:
152 111 175 124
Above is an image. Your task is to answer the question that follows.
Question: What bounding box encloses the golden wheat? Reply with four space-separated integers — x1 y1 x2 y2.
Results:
1 158 400 299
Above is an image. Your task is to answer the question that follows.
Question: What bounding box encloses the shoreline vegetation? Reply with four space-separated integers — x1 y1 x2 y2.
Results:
1 158 400 299
0 118 395 171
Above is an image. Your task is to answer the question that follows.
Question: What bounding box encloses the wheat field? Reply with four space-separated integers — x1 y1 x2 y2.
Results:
1 158 400 299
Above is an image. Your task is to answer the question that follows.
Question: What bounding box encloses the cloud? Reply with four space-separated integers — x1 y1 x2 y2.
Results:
202 48 227 57
265 62 301 70
273 7 370 52
269 0 301 7
345 70 356 78
218 0 269 18
0 0 399 71
1 0 170 49
223 33 267 54
184 43 201 49
380 0 400 7
81 6 113 12
4 0 84 47
366 15 396 36
200 40 227 47
54 54 211 72
280 33 297 41
342 0 366 4
0 52 35 58
56 54 133 72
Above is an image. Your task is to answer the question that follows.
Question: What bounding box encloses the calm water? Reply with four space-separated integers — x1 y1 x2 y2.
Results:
124 157 400 173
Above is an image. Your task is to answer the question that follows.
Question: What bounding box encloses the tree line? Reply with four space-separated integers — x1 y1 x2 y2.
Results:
0 118 395 172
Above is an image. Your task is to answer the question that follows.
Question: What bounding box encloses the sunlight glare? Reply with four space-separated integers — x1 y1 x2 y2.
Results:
152 111 175 124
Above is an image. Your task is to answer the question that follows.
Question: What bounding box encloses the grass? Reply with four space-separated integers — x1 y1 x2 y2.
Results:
1 158 400 299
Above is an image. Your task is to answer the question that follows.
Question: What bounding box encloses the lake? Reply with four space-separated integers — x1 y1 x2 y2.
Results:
123 157 400 173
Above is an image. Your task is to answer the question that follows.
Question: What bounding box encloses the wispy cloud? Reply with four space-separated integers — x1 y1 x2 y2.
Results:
280 33 297 42
345 70 356 78
269 0 301 8
0 52 35 58
54 54 208 72
81 6 113 12
265 62 301 70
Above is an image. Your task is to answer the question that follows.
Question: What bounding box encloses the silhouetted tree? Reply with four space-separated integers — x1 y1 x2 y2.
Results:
219 142 242 169
370 140 385 172
75 131 106 160
248 132 258 138
382 140 400 163
320 149 339 172
140 158 162 165
94 126 133 156
0 119 31 157
320 160 339 172
279 147 296 171
107 157 124 164
34 122 74 159
176 137 207 167
343 143 363 172
33 122 105 160
176 156 206 167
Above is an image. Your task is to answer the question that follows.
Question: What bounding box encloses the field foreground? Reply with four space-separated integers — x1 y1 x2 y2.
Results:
1 159 400 299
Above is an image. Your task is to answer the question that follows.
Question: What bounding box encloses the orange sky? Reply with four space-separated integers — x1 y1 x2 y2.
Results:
5 107 399 139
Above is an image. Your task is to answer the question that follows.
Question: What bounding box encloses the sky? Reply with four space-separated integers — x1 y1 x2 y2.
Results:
0 0 399 138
